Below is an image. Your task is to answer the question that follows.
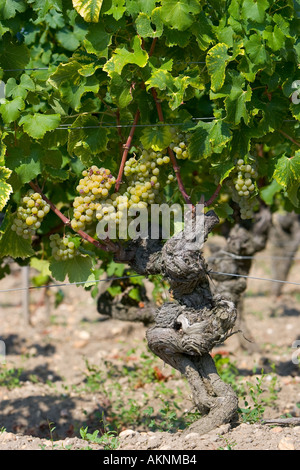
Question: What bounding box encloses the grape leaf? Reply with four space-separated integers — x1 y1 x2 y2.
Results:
273 152 300 207
49 255 93 283
140 126 173 151
103 35 148 76
0 97 25 123
241 0 269 24
135 9 163 38
8 144 42 183
206 43 231 92
0 166 12 210
72 0 103 22
67 115 109 165
19 113 61 139
159 0 201 31
0 213 34 259
83 21 111 57
188 120 232 161
0 0 26 20
104 0 126 20
0 35 30 74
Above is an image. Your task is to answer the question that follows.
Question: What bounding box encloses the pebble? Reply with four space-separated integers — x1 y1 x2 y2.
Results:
184 433 200 440
271 427 283 434
0 432 16 442
119 429 136 438
278 438 295 450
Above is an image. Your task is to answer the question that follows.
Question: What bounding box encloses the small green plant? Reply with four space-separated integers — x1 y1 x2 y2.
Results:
238 373 265 424
217 436 237 450
80 426 119 450
0 366 23 389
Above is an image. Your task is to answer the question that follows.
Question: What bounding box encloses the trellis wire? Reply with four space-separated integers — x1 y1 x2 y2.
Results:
1 269 300 294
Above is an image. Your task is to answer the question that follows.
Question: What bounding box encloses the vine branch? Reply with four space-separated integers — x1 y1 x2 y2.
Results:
151 88 194 207
28 182 120 254
115 109 140 192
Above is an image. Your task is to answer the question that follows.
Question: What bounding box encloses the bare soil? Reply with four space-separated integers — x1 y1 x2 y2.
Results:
0 240 299 451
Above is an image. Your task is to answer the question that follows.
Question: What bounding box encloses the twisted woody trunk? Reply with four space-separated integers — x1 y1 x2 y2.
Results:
117 209 239 435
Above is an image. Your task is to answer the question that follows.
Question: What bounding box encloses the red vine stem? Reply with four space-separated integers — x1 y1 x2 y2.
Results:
28 181 119 254
204 183 222 208
115 109 140 192
150 88 194 207
278 129 300 148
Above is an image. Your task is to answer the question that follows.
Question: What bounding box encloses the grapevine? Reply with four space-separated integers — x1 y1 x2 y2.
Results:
11 191 50 240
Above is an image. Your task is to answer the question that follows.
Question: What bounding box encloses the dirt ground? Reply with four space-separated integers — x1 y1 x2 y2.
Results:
0 239 299 451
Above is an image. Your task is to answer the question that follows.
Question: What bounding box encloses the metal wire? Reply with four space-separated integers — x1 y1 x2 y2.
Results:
0 268 300 294
0 273 144 294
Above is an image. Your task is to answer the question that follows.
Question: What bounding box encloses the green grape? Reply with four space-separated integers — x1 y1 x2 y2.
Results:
11 190 50 240
50 233 79 260
228 157 258 219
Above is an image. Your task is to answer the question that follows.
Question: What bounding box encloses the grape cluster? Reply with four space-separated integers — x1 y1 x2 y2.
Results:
71 166 116 231
11 190 50 239
230 158 258 220
169 129 190 160
49 233 79 261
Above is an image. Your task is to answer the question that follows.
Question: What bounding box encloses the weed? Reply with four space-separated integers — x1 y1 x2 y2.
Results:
238 373 265 423
0 366 23 389
217 436 237 450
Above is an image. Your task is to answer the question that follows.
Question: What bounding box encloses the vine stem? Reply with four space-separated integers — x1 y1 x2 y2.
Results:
115 109 140 192
278 129 300 148
28 182 119 254
151 88 194 207
204 183 222 208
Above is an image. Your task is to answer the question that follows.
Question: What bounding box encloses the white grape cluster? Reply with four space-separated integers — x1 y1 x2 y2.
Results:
11 190 50 239
71 166 116 231
169 128 190 160
230 158 258 220
49 233 78 261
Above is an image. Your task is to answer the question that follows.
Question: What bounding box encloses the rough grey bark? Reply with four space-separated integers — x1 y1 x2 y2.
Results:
207 207 272 351
269 212 300 297
113 210 239 435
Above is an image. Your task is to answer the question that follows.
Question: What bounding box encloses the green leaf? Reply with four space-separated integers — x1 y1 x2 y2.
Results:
210 159 235 184
104 0 126 20
0 165 12 210
103 35 148 76
0 97 25 123
0 213 34 259
48 60 99 110
263 25 285 52
244 34 270 67
159 0 201 31
135 9 163 38
5 74 35 100
260 180 282 205
206 43 231 92
140 126 173 151
224 73 252 125
109 72 133 108
8 144 42 183
83 21 111 57
0 35 30 74
0 0 26 19
188 120 232 161
72 0 103 22
19 113 61 139
67 115 109 165
273 152 300 207
30 257 51 277
241 0 269 24
191 12 215 50
49 255 93 283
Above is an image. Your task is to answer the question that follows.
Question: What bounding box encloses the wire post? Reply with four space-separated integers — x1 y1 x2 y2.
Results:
22 266 30 325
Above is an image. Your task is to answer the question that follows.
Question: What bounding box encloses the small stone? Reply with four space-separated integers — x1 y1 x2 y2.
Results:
278 438 295 450
0 432 17 442
77 330 90 340
119 429 136 438
184 432 200 440
271 427 283 434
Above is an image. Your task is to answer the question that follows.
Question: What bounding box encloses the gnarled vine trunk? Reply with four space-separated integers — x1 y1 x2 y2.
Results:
269 212 300 297
207 207 272 352
115 210 239 435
